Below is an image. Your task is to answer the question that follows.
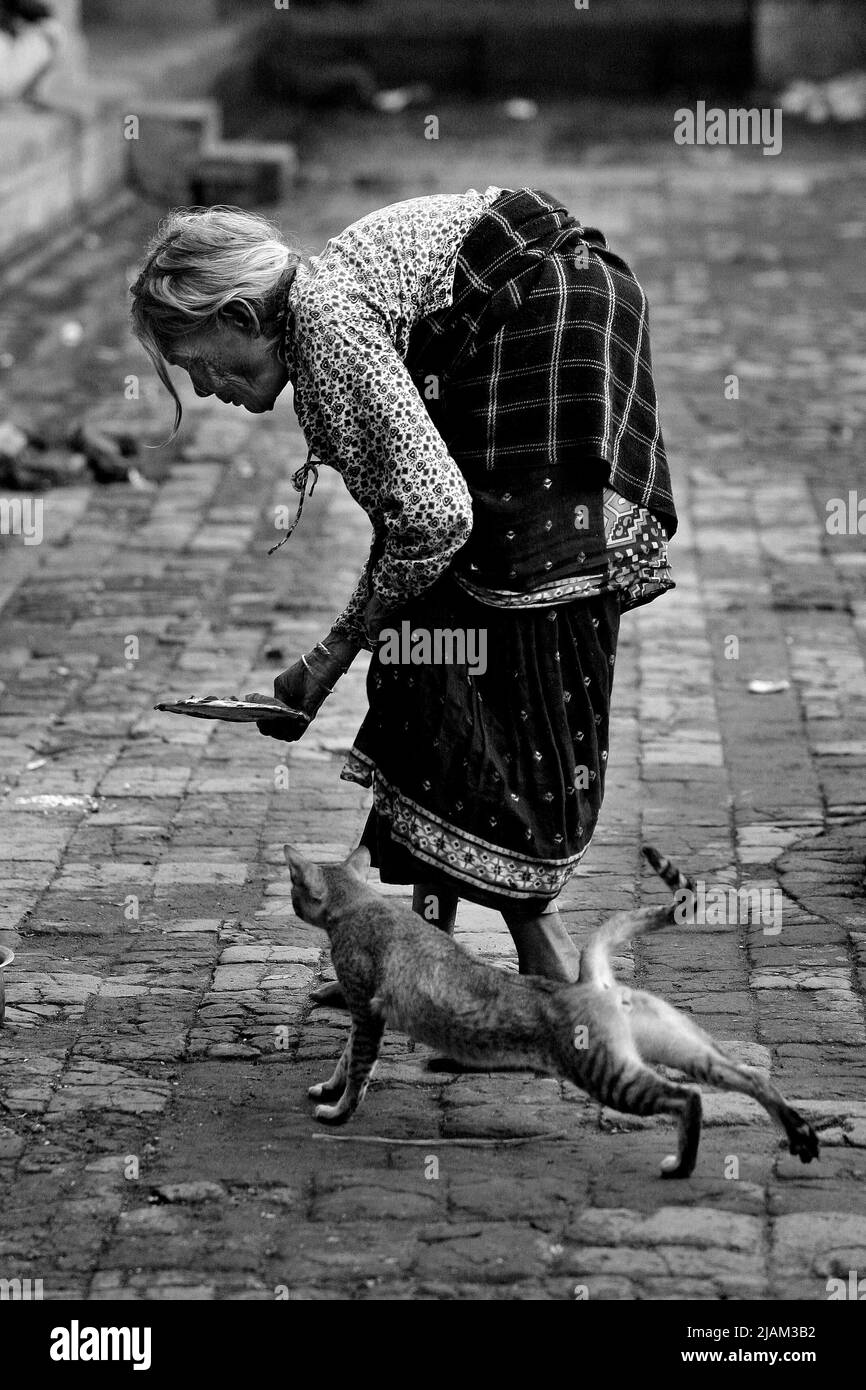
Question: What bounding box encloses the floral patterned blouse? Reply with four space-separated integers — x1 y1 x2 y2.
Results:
282 188 672 639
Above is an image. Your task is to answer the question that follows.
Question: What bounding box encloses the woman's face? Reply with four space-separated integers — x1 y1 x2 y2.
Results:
165 308 289 413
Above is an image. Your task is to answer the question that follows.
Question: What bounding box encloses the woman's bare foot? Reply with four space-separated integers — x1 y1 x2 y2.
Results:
501 902 581 982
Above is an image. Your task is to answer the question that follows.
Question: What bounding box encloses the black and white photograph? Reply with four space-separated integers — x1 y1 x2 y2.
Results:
1 0 865 1343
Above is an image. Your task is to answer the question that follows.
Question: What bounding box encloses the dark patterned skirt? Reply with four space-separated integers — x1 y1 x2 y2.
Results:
341 578 620 911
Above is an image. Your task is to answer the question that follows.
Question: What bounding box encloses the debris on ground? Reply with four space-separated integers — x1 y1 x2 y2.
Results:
0 416 156 490
748 678 791 695
0 420 29 462
0 418 84 488
372 83 433 113
13 794 100 813
503 97 539 121
59 320 85 347
67 420 154 489
779 71 866 123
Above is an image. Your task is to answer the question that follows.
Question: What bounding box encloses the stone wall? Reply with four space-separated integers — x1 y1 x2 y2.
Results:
0 108 127 265
0 3 260 269
0 0 127 266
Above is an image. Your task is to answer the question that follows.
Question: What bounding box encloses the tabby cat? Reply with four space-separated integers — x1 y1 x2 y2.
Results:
284 842 819 1178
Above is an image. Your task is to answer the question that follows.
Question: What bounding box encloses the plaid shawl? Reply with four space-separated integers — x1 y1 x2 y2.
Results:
405 186 677 540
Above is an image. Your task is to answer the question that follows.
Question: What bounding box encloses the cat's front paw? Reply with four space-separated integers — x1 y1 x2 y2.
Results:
309 1080 344 1100
660 1152 694 1179
314 1101 354 1125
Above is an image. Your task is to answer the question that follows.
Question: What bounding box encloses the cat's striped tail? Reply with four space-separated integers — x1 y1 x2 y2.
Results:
577 845 697 987
641 844 697 901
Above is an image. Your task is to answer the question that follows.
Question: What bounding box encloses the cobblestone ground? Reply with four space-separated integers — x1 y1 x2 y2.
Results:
1 107 865 1300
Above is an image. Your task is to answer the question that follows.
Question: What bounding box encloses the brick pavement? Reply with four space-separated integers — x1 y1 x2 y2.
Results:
1 111 865 1300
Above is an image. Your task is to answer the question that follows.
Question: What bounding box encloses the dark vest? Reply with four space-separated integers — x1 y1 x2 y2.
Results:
404 187 676 593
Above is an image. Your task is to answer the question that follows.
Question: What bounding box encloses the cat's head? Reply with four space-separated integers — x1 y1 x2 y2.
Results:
283 843 371 926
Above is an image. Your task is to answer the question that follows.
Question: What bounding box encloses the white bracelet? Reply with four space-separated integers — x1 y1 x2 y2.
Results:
300 653 335 695
315 641 350 675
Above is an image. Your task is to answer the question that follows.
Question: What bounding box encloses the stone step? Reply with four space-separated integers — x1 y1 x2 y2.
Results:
124 103 298 206
0 16 263 274
191 140 298 206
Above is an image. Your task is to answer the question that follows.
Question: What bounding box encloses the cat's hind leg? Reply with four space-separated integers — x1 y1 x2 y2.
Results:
562 998 703 1177
313 1011 385 1125
657 1089 702 1179
630 995 819 1164
601 1059 704 1179
707 1056 819 1164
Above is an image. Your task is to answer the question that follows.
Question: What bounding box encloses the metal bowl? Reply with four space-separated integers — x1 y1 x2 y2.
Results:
0 946 14 1026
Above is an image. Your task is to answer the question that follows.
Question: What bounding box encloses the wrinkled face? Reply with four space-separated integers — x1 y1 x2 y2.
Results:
165 316 289 414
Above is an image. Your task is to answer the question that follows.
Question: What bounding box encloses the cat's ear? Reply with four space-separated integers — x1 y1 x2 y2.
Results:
345 844 372 882
284 844 326 900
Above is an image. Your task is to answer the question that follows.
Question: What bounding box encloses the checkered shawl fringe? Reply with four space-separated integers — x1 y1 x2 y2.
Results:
405 186 677 539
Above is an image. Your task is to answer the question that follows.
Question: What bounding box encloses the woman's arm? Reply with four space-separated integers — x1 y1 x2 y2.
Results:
296 291 474 642
260 288 472 741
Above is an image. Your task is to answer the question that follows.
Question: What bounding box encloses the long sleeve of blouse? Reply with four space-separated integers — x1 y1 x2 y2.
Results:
290 287 474 638
284 188 502 640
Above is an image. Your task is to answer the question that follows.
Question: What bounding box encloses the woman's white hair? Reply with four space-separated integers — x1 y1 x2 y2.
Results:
130 205 299 438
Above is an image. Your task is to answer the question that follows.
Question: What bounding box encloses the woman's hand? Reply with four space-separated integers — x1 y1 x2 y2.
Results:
253 630 361 741
251 658 330 742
